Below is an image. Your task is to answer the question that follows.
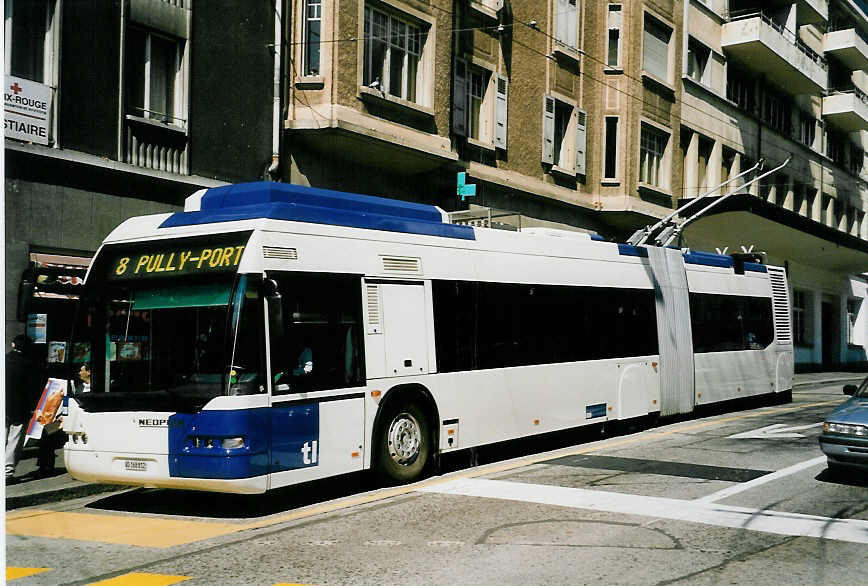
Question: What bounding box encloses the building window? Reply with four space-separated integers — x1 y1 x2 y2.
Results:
763 91 791 136
553 99 573 168
793 289 813 346
827 131 845 166
604 116 618 179
364 6 424 103
639 123 668 188
303 0 322 76
847 298 862 346
542 95 582 172
126 27 185 126
6 0 56 83
555 0 578 50
686 38 710 85
799 111 816 148
726 68 754 113
607 5 621 67
643 14 671 82
468 66 490 141
453 59 508 148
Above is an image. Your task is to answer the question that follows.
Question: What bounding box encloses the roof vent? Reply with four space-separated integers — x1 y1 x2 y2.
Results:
381 256 421 274
263 246 298 260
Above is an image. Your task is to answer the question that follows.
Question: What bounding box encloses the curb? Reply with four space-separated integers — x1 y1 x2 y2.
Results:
6 483 128 511
793 376 864 388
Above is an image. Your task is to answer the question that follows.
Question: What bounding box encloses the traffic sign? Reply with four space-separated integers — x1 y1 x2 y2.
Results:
457 172 476 201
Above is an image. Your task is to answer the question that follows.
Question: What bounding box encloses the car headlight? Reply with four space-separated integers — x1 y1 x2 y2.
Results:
824 422 868 436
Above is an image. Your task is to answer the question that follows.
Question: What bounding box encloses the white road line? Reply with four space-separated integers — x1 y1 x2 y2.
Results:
694 456 827 503
418 477 868 544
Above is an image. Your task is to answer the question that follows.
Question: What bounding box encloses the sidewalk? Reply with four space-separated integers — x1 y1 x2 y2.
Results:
4 372 865 510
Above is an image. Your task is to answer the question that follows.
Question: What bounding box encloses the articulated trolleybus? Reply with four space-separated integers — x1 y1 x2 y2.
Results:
64 182 794 493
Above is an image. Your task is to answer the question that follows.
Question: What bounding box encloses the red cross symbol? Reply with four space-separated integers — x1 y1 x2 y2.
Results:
10 82 22 94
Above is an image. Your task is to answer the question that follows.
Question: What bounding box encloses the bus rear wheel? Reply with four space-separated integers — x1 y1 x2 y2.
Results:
377 402 431 484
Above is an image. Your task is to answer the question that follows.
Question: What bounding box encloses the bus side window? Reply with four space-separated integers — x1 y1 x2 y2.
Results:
268 272 364 394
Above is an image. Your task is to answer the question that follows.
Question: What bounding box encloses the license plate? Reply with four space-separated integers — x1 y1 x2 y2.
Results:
124 460 148 472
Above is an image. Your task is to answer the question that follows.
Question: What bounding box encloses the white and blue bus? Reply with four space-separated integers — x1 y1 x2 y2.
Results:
63 182 794 493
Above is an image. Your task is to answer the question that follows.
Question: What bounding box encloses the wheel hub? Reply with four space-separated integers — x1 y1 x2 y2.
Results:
388 413 421 466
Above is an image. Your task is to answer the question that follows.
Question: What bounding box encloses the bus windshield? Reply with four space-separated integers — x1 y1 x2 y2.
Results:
75 274 264 405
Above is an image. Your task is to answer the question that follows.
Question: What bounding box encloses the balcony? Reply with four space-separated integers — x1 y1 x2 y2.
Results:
124 114 188 174
823 27 868 70
722 11 828 94
823 88 868 131
798 0 828 24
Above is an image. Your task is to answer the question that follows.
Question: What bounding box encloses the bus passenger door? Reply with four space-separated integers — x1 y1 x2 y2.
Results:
364 280 430 378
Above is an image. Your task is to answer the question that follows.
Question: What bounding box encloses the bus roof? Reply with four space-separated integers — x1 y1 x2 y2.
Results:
160 181 475 241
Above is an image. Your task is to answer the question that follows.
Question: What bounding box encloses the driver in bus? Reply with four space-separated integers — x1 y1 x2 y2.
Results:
273 337 313 387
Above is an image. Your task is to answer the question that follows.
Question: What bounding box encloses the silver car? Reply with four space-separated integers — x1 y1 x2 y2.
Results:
819 375 868 474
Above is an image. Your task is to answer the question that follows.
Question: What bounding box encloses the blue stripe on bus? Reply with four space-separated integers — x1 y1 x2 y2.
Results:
160 182 476 241
617 244 649 257
743 262 767 273
683 250 734 268
168 403 320 480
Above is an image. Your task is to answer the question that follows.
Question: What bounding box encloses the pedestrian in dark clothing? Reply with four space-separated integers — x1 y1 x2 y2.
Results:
5 335 43 484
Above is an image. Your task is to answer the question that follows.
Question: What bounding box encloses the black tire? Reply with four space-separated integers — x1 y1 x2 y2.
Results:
376 401 431 484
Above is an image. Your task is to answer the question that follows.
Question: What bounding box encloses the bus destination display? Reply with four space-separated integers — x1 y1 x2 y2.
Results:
108 244 246 279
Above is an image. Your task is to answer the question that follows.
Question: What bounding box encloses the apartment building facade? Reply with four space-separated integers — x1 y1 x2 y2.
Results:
285 0 866 369
5 0 866 369
4 0 275 354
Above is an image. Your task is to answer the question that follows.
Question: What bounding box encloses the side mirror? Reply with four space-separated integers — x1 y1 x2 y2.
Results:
843 384 857 396
264 279 284 340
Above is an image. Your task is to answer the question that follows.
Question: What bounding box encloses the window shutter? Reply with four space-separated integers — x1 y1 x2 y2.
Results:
575 109 587 175
556 0 569 45
643 19 670 80
494 74 508 150
453 57 468 137
542 95 555 164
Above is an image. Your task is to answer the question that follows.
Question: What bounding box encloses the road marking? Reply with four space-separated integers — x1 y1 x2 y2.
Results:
4 509 242 548
419 477 868 545
694 456 827 503
87 573 191 585
727 423 823 439
6 567 51 580
4 399 842 548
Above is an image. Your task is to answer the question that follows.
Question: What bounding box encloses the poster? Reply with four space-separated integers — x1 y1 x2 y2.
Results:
47 341 67 363
118 342 142 361
72 342 91 363
27 313 47 344
26 378 66 441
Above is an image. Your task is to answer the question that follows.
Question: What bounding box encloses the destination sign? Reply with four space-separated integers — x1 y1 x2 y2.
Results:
108 244 246 279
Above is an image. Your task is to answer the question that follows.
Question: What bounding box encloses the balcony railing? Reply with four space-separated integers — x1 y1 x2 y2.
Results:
727 10 828 71
124 114 188 174
827 85 868 106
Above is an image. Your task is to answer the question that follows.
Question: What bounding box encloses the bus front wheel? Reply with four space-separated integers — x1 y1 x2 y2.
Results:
377 402 431 484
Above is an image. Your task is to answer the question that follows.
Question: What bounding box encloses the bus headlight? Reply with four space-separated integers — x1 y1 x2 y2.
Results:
222 437 245 449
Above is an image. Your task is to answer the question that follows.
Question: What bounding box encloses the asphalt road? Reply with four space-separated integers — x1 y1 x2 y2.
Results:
5 380 868 585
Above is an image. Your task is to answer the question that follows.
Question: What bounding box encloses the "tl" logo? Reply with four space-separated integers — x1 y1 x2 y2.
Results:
301 440 318 465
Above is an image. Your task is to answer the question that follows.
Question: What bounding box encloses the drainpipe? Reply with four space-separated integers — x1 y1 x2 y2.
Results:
267 0 283 180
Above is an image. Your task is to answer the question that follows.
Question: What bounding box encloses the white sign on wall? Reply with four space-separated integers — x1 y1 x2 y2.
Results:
4 75 51 145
